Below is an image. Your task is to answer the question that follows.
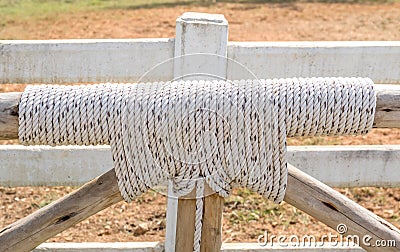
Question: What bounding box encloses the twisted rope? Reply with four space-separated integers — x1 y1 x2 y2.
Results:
18 77 376 252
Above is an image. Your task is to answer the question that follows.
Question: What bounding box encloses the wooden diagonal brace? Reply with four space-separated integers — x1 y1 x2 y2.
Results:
0 168 122 252
285 164 400 252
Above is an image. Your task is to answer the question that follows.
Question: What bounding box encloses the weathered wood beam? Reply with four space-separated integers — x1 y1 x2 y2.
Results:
1 84 399 140
285 164 400 252
373 84 400 128
0 92 20 140
1 164 399 252
200 191 224 252
174 185 224 252
0 168 122 252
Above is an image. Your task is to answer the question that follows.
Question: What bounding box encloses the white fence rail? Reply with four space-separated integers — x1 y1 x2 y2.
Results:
1 145 399 188
227 41 400 84
1 40 400 84
33 242 365 252
0 39 174 84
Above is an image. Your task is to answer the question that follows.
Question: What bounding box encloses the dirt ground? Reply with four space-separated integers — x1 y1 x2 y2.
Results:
0 1 400 244
1 2 400 41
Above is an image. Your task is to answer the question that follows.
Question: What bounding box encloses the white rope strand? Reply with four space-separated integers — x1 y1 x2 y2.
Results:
193 179 204 252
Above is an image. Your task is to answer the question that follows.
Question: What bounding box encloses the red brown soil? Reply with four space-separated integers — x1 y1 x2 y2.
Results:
2 2 400 41
0 1 399 244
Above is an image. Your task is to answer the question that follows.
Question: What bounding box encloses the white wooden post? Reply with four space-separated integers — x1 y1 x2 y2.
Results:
173 12 228 81
165 12 228 252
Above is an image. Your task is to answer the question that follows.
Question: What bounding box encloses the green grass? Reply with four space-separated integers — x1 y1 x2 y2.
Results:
0 0 194 21
1 0 396 23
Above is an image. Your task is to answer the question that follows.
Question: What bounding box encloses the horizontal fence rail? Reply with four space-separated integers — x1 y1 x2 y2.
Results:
1 40 400 84
0 84 399 140
0 145 399 188
32 242 365 252
227 41 400 84
34 242 164 252
0 39 174 84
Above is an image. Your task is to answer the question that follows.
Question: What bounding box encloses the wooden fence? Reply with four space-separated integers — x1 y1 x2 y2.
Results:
0 12 399 252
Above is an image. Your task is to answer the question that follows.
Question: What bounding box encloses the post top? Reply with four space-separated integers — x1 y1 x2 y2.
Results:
177 12 228 25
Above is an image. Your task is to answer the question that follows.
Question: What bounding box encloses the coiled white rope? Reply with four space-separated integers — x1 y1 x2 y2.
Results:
18 77 375 252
